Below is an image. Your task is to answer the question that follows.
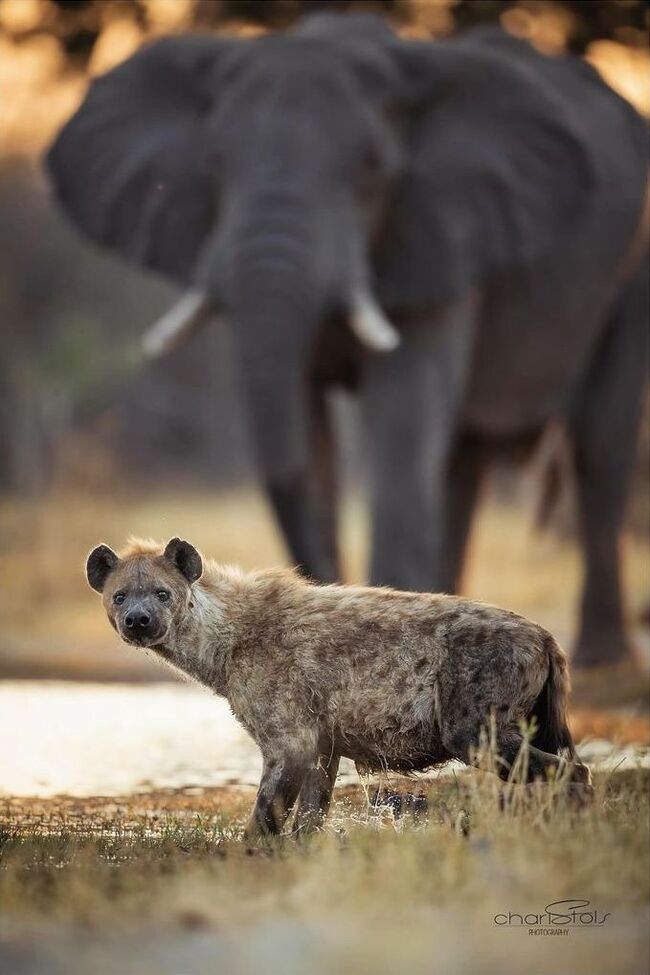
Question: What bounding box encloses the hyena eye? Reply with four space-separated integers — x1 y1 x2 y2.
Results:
113 592 125 605
157 590 170 603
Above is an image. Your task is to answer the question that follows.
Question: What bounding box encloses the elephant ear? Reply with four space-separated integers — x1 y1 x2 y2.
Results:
376 31 595 312
46 35 239 284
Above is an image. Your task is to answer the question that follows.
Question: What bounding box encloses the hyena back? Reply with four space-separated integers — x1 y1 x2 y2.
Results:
87 536 591 837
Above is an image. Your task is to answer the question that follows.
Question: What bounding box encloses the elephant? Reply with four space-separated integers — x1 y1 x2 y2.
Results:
46 13 648 667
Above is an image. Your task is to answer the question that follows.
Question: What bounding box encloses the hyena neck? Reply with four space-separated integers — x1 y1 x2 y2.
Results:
155 562 300 694
162 582 235 695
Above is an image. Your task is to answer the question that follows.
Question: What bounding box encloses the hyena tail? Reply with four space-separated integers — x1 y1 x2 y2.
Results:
530 635 577 759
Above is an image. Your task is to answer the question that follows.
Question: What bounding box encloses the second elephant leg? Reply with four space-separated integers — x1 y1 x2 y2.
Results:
569 271 648 667
438 432 486 594
363 302 476 592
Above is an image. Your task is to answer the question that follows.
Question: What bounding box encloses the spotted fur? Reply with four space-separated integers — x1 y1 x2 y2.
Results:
87 536 591 836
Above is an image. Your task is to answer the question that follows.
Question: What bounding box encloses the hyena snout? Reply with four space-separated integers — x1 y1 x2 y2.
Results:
125 607 151 630
118 599 165 645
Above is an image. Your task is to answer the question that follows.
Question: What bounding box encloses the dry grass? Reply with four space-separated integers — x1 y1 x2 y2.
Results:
0 769 648 975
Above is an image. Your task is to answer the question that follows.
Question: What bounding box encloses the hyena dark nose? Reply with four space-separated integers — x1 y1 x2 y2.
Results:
125 611 151 629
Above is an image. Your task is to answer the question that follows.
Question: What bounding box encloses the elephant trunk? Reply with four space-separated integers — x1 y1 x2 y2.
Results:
226 197 319 481
235 315 312 482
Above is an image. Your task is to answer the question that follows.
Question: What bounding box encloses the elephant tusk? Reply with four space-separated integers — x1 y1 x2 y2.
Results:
348 289 400 353
142 289 216 359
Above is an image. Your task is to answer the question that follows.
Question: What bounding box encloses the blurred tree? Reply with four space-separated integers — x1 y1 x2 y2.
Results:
0 1 647 74
452 1 648 52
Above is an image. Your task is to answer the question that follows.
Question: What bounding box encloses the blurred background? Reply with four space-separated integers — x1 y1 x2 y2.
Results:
0 0 648 693
1 15 649 975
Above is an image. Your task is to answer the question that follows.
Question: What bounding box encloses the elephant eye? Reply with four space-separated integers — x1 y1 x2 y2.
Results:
157 590 170 603
113 592 125 605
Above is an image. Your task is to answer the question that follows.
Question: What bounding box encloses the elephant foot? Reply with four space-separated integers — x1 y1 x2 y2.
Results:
571 626 636 670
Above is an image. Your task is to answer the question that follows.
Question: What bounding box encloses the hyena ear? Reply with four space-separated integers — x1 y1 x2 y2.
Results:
86 544 119 593
164 537 203 584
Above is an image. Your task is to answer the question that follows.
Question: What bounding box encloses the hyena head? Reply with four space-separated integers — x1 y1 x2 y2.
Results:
86 537 202 648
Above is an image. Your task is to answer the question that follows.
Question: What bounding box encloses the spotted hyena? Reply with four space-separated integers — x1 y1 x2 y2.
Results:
87 536 591 837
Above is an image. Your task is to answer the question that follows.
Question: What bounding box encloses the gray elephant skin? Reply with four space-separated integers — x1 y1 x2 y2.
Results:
46 14 648 667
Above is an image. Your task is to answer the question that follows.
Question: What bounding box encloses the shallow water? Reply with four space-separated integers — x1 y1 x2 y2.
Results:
0 681 353 797
0 681 647 797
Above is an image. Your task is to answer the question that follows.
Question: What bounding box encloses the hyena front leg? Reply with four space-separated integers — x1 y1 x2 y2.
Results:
293 752 340 834
244 747 316 841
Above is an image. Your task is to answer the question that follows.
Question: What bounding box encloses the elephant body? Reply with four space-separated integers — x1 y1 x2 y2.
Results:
46 14 648 666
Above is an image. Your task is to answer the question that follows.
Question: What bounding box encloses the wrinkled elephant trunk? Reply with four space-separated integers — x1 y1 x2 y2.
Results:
226 205 319 482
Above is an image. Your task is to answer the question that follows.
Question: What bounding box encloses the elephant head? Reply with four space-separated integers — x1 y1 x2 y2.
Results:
46 15 591 483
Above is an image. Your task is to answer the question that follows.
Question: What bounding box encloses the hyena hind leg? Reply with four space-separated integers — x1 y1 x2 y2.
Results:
444 727 591 795
498 734 567 782
500 734 593 805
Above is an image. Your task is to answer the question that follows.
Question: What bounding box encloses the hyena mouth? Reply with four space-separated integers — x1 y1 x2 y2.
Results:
119 626 168 648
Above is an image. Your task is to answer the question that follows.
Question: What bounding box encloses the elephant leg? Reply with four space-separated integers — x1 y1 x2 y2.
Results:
363 298 476 592
293 751 340 834
569 270 648 668
266 386 340 583
438 431 487 593
307 388 340 581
